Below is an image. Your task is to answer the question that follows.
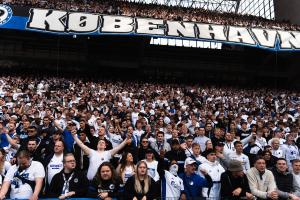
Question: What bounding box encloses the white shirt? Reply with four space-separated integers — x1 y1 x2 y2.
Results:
229 152 250 173
47 153 63 184
223 141 235 157
108 132 123 148
0 161 11 185
161 170 184 199
143 160 159 182
199 161 225 198
5 161 45 199
123 166 135 183
133 129 145 143
272 148 285 158
87 150 112 180
193 155 207 164
282 144 299 167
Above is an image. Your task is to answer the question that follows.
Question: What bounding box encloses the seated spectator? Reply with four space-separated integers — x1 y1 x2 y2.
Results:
124 160 157 200
291 159 300 197
48 153 89 198
221 160 253 200
246 158 278 199
271 158 299 200
90 162 121 199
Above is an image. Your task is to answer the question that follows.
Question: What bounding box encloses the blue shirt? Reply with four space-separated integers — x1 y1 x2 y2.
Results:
179 172 209 199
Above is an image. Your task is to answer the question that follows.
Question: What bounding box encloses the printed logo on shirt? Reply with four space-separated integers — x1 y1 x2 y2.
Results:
50 164 63 169
170 180 181 190
0 5 12 25
148 168 155 178
74 178 78 183
109 184 115 190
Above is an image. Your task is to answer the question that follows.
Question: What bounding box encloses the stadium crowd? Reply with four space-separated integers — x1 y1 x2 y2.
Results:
0 76 299 199
5 0 300 31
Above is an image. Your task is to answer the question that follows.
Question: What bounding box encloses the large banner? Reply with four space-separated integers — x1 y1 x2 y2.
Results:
1 4 300 51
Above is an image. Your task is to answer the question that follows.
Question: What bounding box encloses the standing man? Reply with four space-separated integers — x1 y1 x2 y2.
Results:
229 141 250 173
44 140 65 186
179 157 212 199
0 150 45 200
199 149 225 199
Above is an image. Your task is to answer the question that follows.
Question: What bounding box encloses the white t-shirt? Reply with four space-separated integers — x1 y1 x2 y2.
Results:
161 170 184 199
87 150 112 180
272 148 285 158
123 166 135 183
2 161 11 175
229 152 250 173
47 154 63 184
4 161 45 199
108 133 123 148
143 160 159 182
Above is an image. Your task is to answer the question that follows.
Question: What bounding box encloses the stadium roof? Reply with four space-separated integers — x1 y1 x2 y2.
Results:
128 0 274 20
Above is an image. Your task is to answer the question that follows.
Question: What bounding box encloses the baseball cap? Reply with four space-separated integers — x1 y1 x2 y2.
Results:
184 157 196 168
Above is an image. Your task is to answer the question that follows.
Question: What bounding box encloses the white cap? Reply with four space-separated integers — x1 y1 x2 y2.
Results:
184 157 196 168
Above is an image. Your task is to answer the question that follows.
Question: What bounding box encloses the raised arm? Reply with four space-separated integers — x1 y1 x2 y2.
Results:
71 129 91 155
3 131 20 149
54 120 64 132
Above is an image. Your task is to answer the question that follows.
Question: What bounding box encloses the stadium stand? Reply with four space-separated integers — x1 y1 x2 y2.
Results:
5 0 300 31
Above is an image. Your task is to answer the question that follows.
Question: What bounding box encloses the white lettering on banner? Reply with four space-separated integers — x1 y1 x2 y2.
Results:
196 24 227 41
25 8 300 50
136 18 165 35
277 31 300 49
227 26 256 45
28 9 66 32
166 21 196 38
68 13 99 32
101 15 134 33
251 28 277 48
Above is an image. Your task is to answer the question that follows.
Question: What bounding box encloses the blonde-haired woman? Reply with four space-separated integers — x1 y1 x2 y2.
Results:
124 160 156 200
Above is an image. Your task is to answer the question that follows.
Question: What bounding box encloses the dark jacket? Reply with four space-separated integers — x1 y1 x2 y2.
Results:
48 169 89 198
272 168 294 200
89 177 121 198
124 176 157 200
220 170 251 200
